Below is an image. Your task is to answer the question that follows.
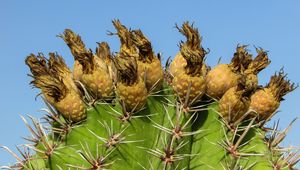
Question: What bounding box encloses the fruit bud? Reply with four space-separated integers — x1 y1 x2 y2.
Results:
131 29 164 91
171 22 207 104
206 45 252 99
250 69 297 120
114 54 148 112
229 45 252 73
25 54 86 122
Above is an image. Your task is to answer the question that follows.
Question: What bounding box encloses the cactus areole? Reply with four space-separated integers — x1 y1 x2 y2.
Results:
3 20 299 170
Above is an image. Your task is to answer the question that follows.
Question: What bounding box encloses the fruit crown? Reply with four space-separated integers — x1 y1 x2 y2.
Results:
58 29 87 60
96 42 112 63
131 29 155 63
33 75 68 102
176 22 207 76
245 47 271 75
75 49 95 74
25 53 48 76
95 42 113 71
48 52 71 77
267 69 298 101
114 54 138 86
112 19 137 57
26 53 71 102
230 45 252 73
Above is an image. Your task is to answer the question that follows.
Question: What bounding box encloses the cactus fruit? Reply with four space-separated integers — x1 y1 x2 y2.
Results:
170 22 207 106
2 20 300 170
114 55 148 112
250 69 297 121
25 53 86 122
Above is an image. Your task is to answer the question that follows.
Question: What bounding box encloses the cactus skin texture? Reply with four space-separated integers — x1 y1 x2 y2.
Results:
2 20 300 170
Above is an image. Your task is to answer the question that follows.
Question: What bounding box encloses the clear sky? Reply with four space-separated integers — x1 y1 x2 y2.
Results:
0 0 299 167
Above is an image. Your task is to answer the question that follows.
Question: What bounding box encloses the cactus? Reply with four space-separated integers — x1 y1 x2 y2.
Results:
1 20 299 170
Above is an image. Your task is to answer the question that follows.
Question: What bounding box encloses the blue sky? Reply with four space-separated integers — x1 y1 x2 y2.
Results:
0 0 299 167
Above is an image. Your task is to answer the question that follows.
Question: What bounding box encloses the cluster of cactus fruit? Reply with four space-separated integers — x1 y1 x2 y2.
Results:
2 20 300 170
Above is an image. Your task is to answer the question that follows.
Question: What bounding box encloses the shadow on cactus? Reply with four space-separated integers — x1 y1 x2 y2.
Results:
1 20 299 170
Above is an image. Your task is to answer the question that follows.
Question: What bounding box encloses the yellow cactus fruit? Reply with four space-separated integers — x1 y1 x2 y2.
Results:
25 54 86 122
59 29 89 81
114 54 148 112
171 22 207 104
131 29 164 91
112 19 148 110
206 45 252 99
244 47 271 90
250 70 297 120
219 82 251 122
77 50 114 100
